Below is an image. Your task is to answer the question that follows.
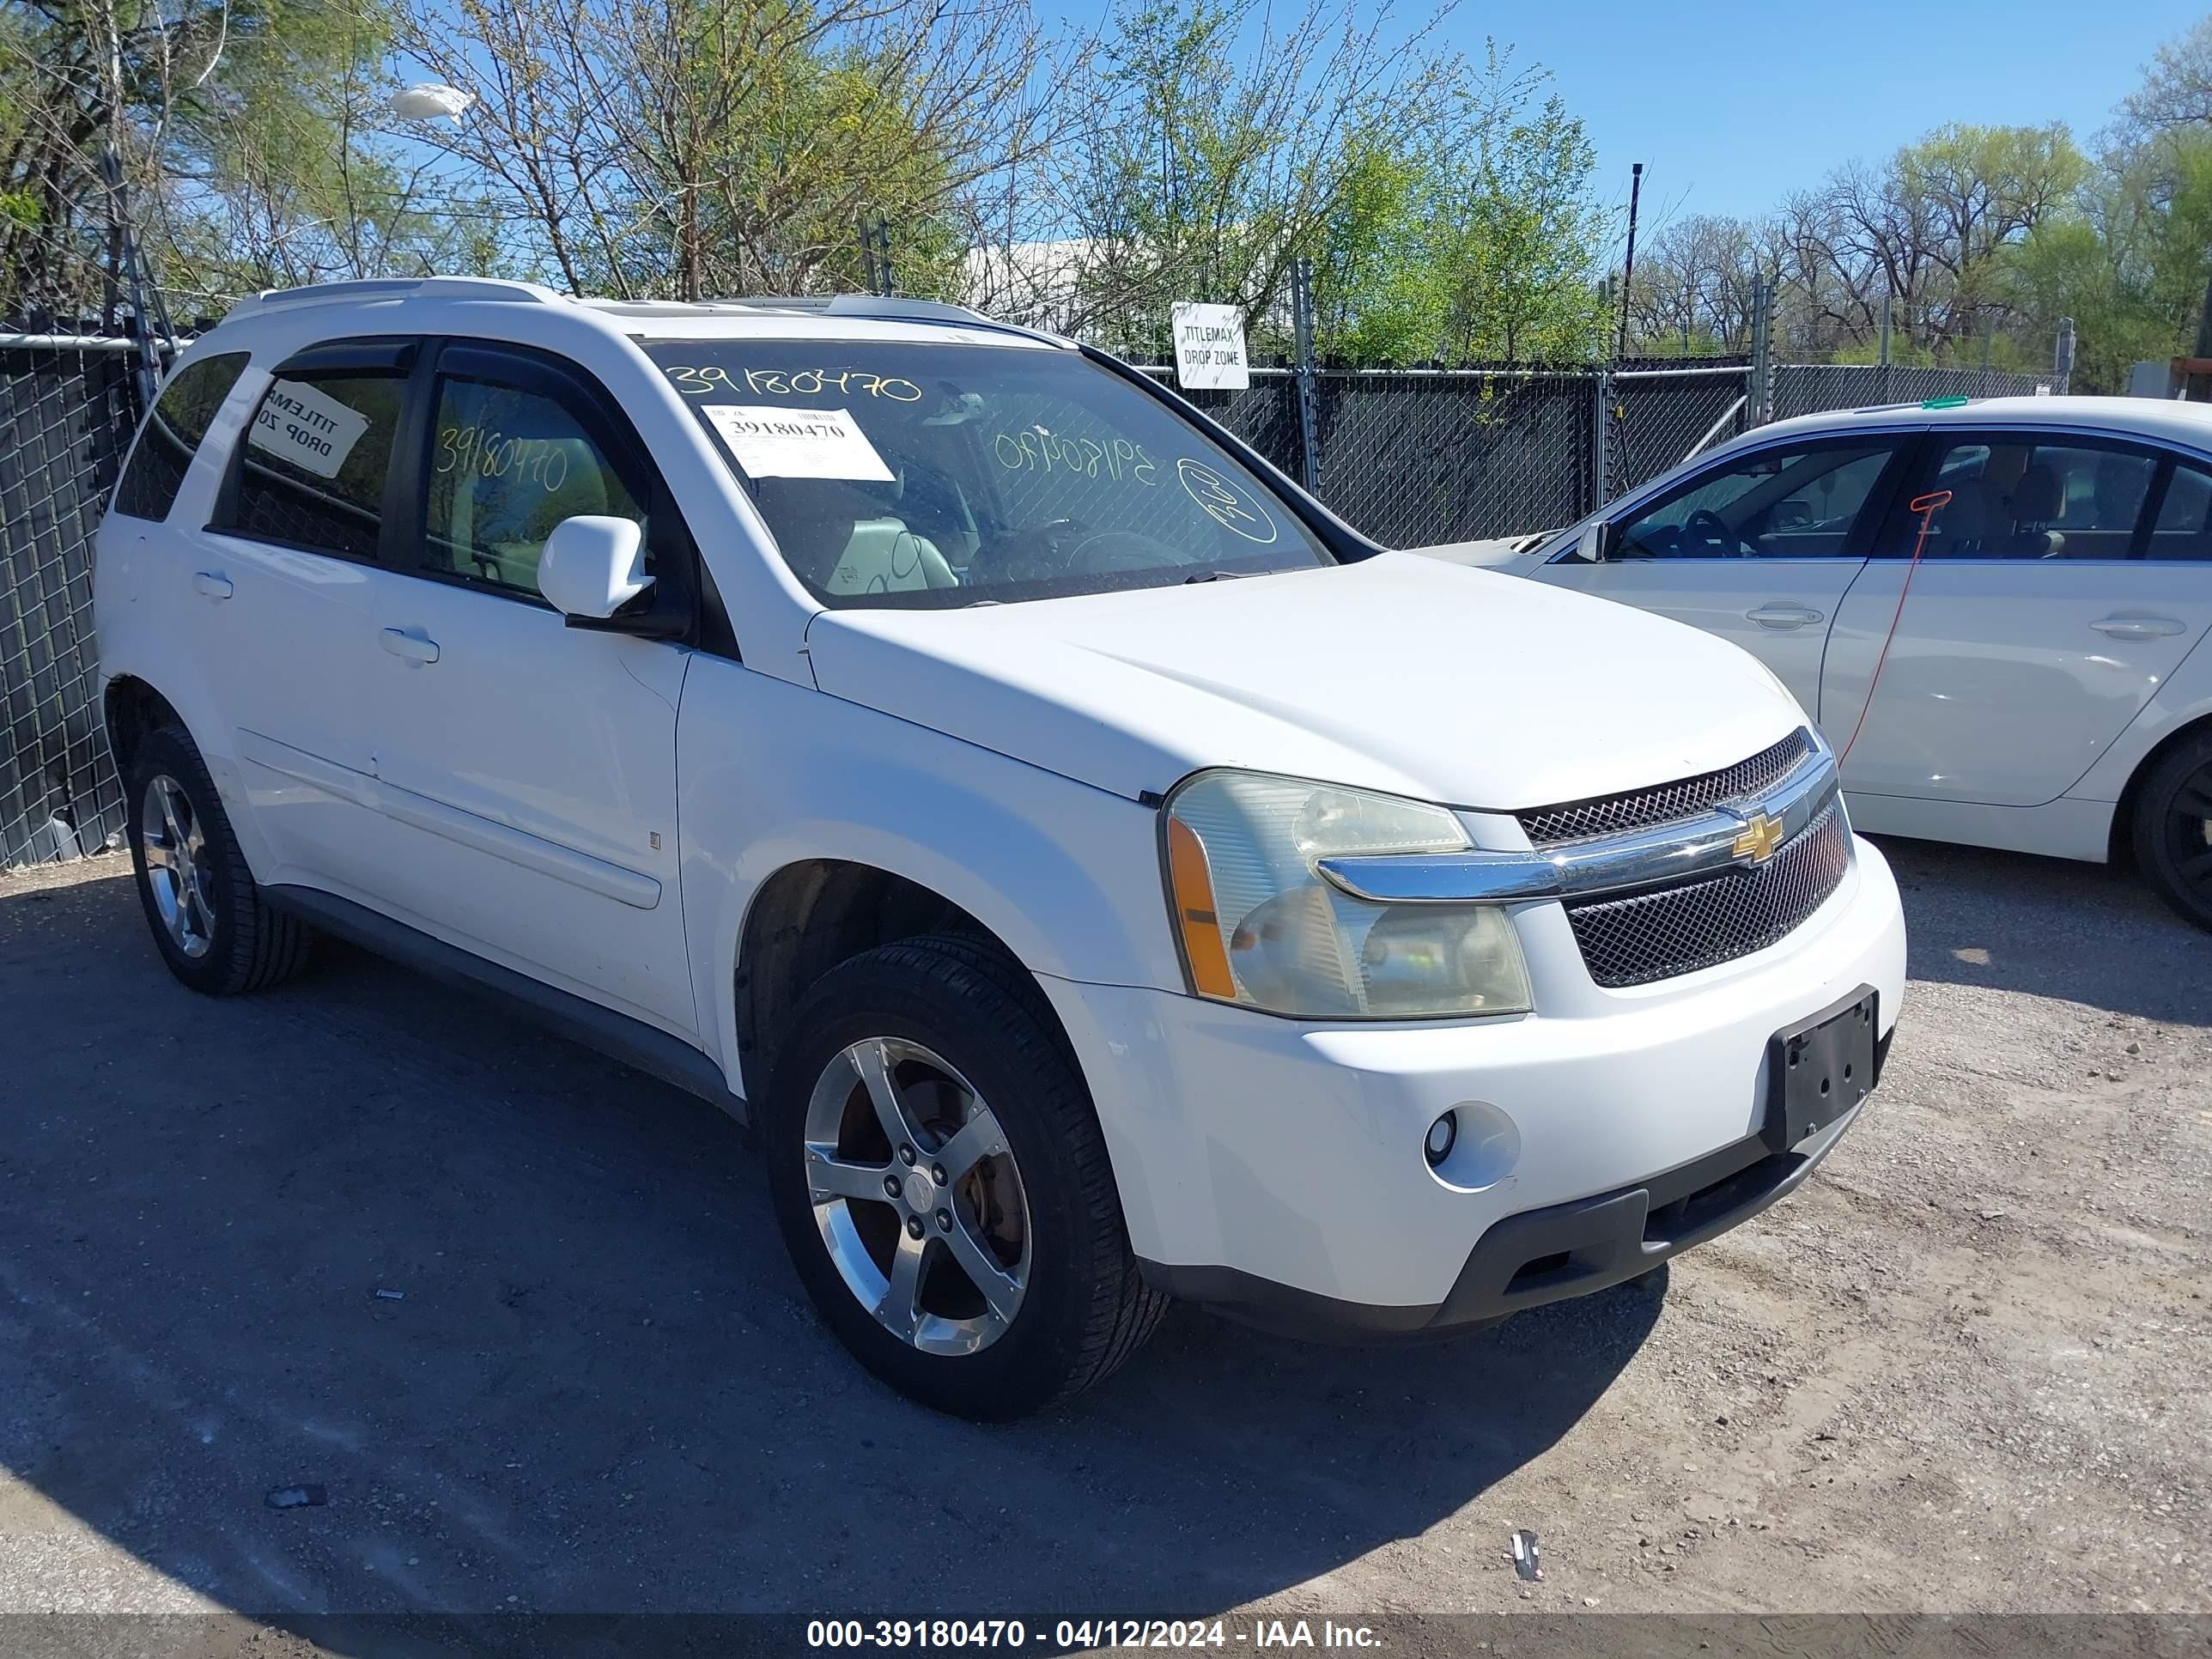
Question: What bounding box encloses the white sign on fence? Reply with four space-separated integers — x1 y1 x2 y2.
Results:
1171 302 1250 391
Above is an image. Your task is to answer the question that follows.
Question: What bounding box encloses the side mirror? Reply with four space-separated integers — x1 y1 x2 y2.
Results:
1575 520 1610 562
538 516 652 621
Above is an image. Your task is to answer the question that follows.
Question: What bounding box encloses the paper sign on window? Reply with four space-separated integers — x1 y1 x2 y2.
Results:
701 404 893 482
248 380 371 480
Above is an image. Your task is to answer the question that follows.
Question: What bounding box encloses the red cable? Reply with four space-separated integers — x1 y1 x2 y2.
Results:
1837 489 1952 767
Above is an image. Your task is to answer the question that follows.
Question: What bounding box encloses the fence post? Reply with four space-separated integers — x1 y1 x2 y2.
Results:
1878 293 1893 404
1979 314 1995 398
1591 367 1611 510
1290 256 1322 495
2054 317 2075 396
1747 275 1773 427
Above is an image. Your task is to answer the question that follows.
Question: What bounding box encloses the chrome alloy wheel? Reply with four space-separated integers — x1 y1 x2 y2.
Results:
141 774 216 958
802 1037 1030 1356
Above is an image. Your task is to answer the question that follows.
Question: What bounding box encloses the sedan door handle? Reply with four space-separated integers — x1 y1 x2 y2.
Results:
380 627 440 665
1746 604 1825 629
2090 615 2185 641
191 571 233 601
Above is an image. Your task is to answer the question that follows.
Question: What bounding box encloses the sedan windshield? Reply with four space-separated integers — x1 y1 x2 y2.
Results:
645 338 1334 607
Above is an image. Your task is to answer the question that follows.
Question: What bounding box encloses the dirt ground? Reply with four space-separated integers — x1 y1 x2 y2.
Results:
0 838 2206 1632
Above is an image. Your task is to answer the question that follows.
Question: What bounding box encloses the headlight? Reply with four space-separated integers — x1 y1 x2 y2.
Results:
1162 770 1532 1019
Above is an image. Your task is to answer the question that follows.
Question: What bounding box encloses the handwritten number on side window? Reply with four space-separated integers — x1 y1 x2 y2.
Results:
434 423 572 494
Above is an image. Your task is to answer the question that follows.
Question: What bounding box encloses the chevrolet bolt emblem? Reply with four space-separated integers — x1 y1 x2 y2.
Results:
1730 811 1785 864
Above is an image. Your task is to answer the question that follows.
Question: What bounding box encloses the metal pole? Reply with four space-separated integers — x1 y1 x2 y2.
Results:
1878 293 1893 402
2055 317 2076 396
1615 162 1644 362
1592 368 1611 510
1747 274 1772 426
1291 257 1322 495
1980 313 1994 397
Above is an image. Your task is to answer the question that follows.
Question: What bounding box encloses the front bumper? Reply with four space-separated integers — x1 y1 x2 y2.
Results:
1039 835 1906 1331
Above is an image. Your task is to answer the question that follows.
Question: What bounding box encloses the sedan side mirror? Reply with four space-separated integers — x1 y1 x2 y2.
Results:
538 516 653 621
1575 520 1611 562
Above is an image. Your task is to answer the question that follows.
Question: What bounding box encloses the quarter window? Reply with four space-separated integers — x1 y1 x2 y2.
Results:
216 373 404 560
112 351 248 522
422 378 645 599
2148 462 2212 561
1613 444 1894 559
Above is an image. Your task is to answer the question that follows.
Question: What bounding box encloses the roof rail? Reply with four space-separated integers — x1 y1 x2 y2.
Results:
222 276 563 323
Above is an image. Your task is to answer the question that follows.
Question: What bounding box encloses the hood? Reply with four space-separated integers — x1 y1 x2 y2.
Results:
803 552 1805 811
1407 531 1561 570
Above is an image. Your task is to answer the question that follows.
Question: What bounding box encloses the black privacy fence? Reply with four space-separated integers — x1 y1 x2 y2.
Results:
0 336 141 870
0 331 2035 869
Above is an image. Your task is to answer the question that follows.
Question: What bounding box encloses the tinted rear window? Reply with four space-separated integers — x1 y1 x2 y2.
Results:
112 352 249 522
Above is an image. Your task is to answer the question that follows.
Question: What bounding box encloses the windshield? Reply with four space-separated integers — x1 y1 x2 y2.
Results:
644 338 1334 607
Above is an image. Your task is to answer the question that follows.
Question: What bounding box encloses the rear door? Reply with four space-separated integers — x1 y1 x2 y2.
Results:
358 340 700 1035
1534 434 1912 718
1823 430 2212 807
183 340 416 891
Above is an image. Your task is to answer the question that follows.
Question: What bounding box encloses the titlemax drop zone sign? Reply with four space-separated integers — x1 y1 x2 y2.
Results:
1171 303 1250 391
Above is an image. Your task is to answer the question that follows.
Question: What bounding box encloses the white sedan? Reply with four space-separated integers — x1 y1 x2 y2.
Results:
1424 396 2212 929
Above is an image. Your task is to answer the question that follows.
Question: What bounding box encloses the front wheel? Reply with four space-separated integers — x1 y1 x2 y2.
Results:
762 936 1166 1419
2132 732 2212 931
126 725 313 994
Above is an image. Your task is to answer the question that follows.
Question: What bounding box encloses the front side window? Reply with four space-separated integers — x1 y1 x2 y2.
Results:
215 372 404 561
423 378 646 599
113 351 248 522
1613 442 1895 559
646 340 1334 607
1914 438 2157 560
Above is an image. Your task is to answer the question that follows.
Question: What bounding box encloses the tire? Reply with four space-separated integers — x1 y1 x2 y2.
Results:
126 725 314 994
2131 731 2212 932
762 934 1167 1419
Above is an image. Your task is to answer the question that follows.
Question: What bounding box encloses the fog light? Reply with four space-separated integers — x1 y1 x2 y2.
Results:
1426 1100 1521 1192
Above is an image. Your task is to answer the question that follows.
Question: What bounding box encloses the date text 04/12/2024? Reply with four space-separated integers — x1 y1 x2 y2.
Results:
805 1620 1383 1650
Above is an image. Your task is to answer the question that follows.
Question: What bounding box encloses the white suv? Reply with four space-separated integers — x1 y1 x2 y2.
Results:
94 277 1906 1419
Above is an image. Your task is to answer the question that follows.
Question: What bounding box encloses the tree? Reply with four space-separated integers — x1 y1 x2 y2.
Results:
0 0 479 321
1034 0 1459 356
386 0 1054 301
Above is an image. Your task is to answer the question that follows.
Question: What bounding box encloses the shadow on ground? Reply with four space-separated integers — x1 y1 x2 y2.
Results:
0 865 1657 1620
1873 834 2212 1026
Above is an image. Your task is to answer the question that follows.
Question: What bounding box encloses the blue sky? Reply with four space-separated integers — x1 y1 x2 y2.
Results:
1054 0 2204 237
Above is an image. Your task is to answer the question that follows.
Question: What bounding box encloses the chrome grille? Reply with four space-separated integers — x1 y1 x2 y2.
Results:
1562 803 1852 988
1518 728 1814 847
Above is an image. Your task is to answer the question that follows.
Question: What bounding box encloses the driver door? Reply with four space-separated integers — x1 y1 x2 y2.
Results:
1534 435 1912 718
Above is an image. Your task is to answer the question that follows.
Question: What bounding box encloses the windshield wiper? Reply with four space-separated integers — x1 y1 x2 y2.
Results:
1182 568 1253 584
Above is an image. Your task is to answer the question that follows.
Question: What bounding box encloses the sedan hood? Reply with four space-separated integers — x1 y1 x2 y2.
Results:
804 553 1803 811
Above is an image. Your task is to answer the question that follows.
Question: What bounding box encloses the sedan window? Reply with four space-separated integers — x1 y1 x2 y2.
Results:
1912 440 2156 561
1613 443 1895 559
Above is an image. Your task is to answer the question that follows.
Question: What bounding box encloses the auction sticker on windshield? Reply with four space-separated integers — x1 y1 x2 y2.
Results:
701 404 894 482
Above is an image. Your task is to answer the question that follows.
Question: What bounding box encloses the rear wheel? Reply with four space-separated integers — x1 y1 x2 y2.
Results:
2132 733 2212 932
763 935 1166 1419
126 726 313 994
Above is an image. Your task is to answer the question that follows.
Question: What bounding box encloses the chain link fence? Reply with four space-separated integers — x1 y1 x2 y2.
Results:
1 334 142 869
0 325 2067 870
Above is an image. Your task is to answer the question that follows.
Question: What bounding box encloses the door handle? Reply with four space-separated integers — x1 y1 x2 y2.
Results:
380 627 441 665
191 572 233 601
2090 615 2185 641
1746 604 1825 629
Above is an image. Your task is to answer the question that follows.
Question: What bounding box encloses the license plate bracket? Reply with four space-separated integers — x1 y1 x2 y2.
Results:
1764 986 1879 1153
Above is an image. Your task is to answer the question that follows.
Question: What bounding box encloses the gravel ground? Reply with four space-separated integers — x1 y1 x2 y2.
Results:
0 838 2206 1632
